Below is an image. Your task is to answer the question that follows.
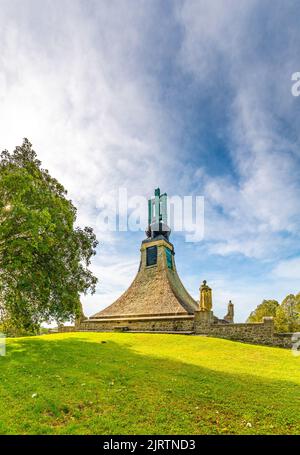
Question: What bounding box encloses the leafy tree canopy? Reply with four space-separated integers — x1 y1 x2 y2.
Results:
247 294 300 332
275 294 300 333
0 139 98 333
247 299 279 323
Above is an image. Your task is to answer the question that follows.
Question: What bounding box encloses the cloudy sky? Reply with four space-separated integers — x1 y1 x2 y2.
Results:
1 0 300 321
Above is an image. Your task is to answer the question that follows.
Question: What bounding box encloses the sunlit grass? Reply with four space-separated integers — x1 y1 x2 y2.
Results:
0 332 299 434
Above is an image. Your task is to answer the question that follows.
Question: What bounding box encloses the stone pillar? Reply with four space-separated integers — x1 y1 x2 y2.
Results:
262 317 274 337
195 280 214 334
224 300 234 323
194 309 214 334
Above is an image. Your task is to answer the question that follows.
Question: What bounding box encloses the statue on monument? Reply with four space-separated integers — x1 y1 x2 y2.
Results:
224 300 234 323
146 188 171 241
200 280 212 312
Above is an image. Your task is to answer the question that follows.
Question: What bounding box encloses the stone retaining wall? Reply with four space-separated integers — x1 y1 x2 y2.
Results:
77 315 195 332
194 314 294 348
272 333 295 348
58 325 75 333
194 316 274 345
58 314 295 349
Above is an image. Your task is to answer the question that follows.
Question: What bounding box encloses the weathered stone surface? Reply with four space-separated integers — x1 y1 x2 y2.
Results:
224 300 234 323
193 315 294 348
91 239 198 319
78 315 195 333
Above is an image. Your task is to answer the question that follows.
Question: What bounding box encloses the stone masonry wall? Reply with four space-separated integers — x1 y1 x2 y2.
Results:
59 314 295 348
77 316 195 333
194 313 294 348
195 319 273 345
58 325 75 333
272 333 295 348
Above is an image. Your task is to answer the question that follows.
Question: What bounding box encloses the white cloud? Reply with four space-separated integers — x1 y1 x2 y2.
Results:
0 1 182 315
272 257 300 281
1 1 299 320
82 255 139 316
0 1 179 204
176 0 300 259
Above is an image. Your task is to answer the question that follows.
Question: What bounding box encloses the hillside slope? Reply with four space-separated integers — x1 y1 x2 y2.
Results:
0 332 299 434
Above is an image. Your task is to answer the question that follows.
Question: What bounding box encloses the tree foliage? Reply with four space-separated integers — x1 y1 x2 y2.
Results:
274 294 300 333
247 299 279 323
247 294 300 332
0 139 98 332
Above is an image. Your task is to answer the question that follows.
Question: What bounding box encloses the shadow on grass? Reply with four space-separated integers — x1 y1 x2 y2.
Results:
0 334 300 435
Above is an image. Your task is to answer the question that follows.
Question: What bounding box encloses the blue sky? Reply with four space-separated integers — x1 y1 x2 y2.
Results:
1 0 300 321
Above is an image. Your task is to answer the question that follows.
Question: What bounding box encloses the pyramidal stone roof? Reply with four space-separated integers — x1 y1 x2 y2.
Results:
91 238 198 319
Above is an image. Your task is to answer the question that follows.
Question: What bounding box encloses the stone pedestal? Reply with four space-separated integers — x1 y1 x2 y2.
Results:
194 309 214 334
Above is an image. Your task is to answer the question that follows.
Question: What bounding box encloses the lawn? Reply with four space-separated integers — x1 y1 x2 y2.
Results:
0 332 299 434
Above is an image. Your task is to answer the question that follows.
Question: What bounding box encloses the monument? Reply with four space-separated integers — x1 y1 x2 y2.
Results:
61 188 290 347
77 188 233 333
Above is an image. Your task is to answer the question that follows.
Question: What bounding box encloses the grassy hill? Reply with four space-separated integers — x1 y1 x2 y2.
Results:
0 332 299 435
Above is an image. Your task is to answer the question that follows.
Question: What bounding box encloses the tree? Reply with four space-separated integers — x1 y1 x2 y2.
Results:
0 139 98 333
247 293 300 333
247 299 279 323
275 294 300 333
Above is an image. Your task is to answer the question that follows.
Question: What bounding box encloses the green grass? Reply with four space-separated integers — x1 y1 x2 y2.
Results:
0 332 300 434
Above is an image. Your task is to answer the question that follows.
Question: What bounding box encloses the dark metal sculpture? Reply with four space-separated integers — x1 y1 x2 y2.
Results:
146 188 171 241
